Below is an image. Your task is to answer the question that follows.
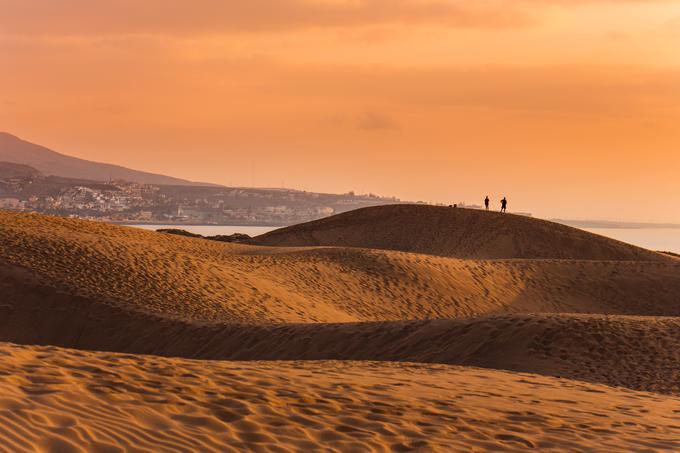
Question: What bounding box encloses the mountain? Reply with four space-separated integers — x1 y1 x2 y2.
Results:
0 132 215 186
0 161 43 179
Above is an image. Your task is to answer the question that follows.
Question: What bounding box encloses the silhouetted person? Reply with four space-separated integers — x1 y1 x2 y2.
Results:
501 197 507 213
484 196 490 210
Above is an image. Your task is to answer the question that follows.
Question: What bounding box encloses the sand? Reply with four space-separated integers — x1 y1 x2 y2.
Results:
1 208 680 451
3 300 680 393
252 204 670 261
1 342 678 453
1 211 680 327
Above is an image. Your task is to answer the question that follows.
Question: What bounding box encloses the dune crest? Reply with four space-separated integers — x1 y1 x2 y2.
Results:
253 204 669 261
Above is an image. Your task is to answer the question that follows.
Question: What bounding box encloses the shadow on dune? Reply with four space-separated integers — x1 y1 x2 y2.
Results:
2 210 679 397
2 262 678 395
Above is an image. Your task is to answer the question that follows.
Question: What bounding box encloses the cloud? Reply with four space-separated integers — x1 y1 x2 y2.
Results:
0 0 668 38
0 0 538 36
357 112 399 131
270 64 680 120
667 16 680 29
1 0 668 40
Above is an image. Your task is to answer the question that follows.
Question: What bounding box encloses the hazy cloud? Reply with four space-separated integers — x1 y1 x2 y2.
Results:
2 0 664 36
0 0 532 36
271 64 680 119
357 112 399 131
667 16 680 29
0 0 667 40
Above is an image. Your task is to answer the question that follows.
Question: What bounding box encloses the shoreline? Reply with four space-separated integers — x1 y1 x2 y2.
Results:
111 220 290 228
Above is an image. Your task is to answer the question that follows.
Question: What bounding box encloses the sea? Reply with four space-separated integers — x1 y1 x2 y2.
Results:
583 228 680 254
126 224 680 254
126 224 277 237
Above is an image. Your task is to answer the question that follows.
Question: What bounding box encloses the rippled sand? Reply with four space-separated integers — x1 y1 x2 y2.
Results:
1 343 678 453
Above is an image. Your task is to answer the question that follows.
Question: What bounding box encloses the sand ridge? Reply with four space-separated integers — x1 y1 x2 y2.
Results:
0 342 678 453
3 294 678 394
252 204 670 261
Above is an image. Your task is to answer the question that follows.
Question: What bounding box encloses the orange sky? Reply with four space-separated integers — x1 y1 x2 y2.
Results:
2 0 680 221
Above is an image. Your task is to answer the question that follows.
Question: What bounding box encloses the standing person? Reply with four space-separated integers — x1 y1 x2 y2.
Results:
484 196 490 211
501 197 507 213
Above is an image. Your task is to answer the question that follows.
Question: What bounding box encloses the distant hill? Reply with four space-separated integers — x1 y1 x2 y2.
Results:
252 204 670 261
0 132 214 186
0 161 43 179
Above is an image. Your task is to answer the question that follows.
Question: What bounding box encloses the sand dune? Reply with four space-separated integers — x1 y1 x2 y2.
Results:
253 204 670 261
1 210 680 393
1 342 678 453
2 209 680 451
3 292 678 393
1 211 680 328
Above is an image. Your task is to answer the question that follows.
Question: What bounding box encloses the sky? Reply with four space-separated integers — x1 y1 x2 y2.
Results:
1 0 680 222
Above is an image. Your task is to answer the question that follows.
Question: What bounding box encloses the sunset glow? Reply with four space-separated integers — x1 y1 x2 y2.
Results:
2 0 679 221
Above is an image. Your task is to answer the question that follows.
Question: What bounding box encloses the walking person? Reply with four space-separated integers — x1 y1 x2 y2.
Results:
484 196 490 210
500 197 507 213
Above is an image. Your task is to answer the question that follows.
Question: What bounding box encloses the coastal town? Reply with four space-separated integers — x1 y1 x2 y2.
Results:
0 163 402 225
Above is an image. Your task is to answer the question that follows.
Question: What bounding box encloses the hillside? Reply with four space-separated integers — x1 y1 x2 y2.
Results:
0 133 403 225
0 161 43 179
252 204 669 261
0 132 211 186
